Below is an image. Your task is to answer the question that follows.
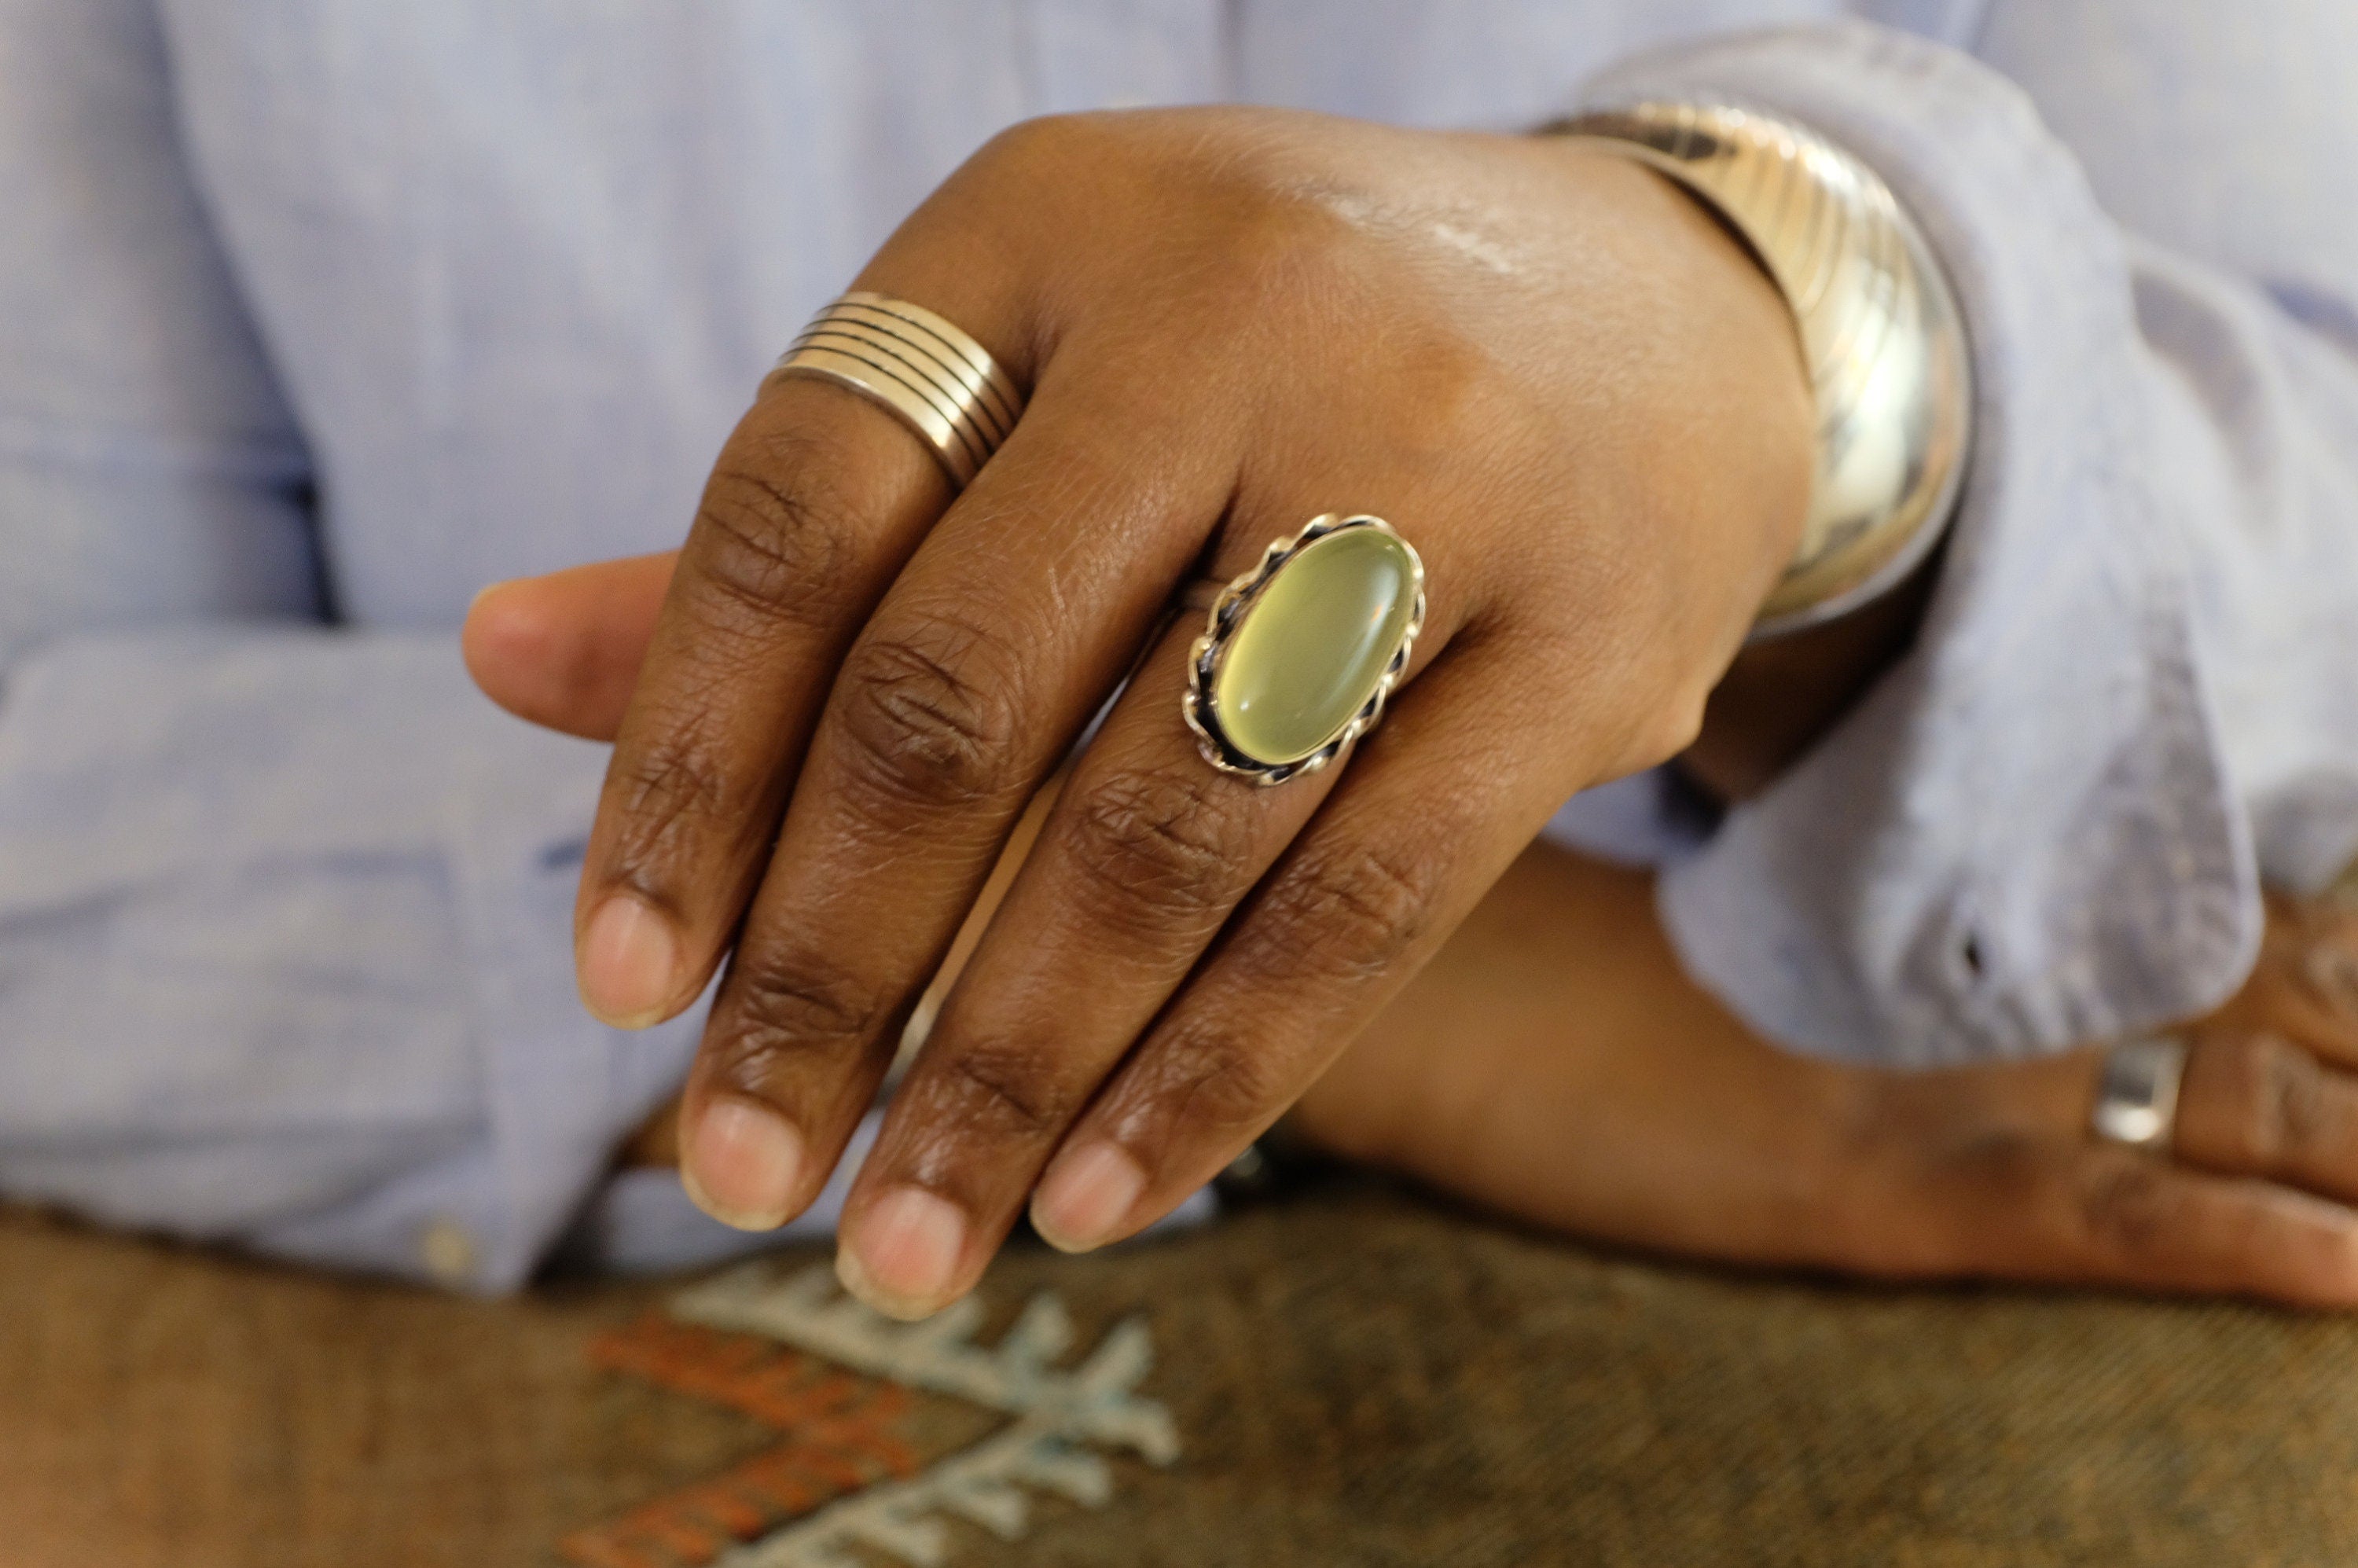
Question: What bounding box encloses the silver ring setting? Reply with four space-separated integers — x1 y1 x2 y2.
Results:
1180 514 1426 788
2090 1034 2190 1151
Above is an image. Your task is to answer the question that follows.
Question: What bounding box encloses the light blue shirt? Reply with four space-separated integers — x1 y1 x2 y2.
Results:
2 0 2353 1290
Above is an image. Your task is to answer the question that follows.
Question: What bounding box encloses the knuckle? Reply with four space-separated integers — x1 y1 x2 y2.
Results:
2075 1155 2183 1261
1061 768 1256 932
691 446 864 629
833 620 1027 816
724 950 891 1066
1254 838 1448 984
2207 1028 2339 1160
924 1045 1073 1141
608 732 758 864
953 112 1144 267
2300 935 2358 1021
2242 1031 2334 1163
973 111 1101 174
1147 1026 1284 1138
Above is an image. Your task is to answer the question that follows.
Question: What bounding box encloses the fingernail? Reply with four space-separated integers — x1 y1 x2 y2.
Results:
1030 1142 1147 1254
838 1187 968 1319
681 1098 805 1231
578 894 681 1028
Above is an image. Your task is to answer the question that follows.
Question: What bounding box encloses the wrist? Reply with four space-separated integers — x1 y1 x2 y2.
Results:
1680 544 1939 803
1570 142 1816 577
1529 138 1816 641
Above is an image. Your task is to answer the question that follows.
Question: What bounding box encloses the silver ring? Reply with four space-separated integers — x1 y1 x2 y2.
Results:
1180 514 1426 788
2090 1034 2191 1151
766 292 1024 490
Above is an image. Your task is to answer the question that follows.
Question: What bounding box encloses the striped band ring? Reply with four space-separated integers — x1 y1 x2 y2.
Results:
766 292 1025 489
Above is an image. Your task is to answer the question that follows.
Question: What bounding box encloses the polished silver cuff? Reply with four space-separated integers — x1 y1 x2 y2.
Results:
1548 101 1974 638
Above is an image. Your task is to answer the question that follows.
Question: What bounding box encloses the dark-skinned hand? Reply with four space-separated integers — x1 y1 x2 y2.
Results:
468 106 1811 1318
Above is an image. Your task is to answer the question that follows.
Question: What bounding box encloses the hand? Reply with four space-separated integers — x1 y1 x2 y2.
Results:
1299 845 2358 1309
480 565 2358 1309
469 106 1811 1318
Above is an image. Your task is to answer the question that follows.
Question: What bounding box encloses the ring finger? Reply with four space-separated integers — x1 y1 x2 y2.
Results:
1023 633 1584 1259
2174 1023 2358 1206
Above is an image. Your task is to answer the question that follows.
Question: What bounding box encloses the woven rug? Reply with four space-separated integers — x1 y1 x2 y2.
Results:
3 1177 2355 1566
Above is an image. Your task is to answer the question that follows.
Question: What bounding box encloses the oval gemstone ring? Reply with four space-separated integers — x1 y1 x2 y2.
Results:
1179 515 1427 786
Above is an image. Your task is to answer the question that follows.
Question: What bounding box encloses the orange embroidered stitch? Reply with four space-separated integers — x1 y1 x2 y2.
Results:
560 1314 920 1568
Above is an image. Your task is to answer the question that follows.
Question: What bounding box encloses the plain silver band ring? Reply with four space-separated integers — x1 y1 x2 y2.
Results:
2090 1034 2191 1151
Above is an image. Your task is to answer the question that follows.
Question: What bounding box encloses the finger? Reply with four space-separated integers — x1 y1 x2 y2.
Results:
1021 632 1582 1259
825 617 1350 1315
2173 1027 2358 1206
2217 891 2358 1071
830 497 1475 1314
1912 1134 2358 1308
574 365 967 1030
673 362 1237 1239
462 551 679 742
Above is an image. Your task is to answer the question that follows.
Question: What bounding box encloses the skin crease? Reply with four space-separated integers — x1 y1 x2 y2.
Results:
474 564 2358 1309
535 105 1822 1320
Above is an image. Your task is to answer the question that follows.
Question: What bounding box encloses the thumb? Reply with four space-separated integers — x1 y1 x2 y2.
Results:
462 549 680 741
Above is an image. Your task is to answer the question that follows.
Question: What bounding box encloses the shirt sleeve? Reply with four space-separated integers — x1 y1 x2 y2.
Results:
0 0 693 1291
1577 12 2358 1066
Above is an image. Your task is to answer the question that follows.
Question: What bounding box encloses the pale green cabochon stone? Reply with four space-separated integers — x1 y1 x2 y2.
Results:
1211 524 1421 766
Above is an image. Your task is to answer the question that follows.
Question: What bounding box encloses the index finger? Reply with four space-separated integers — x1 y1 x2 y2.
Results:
573 291 1025 1029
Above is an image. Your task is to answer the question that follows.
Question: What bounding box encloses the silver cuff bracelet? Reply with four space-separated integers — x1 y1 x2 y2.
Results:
1549 101 1974 638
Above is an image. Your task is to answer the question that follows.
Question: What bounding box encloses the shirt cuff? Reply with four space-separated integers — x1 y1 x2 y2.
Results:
251 655 703 1292
0 627 700 1291
1581 22 2257 1064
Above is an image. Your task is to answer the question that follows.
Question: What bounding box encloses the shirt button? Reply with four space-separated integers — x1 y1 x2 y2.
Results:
418 1217 479 1287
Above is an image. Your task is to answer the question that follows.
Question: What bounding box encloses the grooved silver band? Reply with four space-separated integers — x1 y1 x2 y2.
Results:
1550 101 1974 638
766 292 1025 489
